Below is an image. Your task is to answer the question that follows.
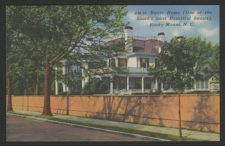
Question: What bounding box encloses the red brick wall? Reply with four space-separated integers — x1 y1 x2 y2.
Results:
11 94 220 133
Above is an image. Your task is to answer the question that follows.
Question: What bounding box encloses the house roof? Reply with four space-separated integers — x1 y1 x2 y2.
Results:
106 37 125 46
134 39 165 54
107 38 165 54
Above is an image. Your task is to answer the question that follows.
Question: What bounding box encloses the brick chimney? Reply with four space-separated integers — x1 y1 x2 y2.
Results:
157 32 166 42
124 26 133 52
176 36 184 42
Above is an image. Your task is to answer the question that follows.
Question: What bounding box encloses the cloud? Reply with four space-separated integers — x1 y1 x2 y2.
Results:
171 30 179 37
182 25 192 31
127 11 137 21
199 27 218 38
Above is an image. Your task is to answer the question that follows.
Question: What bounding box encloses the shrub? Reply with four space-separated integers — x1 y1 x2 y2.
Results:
184 90 211 94
81 78 109 95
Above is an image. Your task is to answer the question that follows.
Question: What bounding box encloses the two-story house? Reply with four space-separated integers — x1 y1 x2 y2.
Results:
103 26 165 94
54 26 219 95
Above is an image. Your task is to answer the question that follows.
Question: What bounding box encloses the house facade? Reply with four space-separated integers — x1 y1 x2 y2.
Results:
103 26 165 94
54 26 219 95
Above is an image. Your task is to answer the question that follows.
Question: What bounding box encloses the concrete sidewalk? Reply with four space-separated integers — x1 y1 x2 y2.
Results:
10 110 220 141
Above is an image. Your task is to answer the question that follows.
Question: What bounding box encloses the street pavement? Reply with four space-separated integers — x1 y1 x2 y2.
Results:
6 115 157 141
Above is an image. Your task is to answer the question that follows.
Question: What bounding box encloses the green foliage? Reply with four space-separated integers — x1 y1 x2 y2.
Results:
149 37 219 92
81 78 109 95
7 5 127 55
6 6 127 95
6 7 47 95
184 90 211 94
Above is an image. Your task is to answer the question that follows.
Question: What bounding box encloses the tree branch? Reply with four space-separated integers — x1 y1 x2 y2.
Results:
49 28 87 65
50 37 81 65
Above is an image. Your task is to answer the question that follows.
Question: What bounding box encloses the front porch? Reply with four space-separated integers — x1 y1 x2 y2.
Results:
109 76 159 95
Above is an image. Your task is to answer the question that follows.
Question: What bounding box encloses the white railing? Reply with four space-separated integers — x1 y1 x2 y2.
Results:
128 67 148 73
112 89 156 95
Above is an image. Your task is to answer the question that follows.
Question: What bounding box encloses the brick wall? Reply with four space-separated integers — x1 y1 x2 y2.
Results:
11 94 220 133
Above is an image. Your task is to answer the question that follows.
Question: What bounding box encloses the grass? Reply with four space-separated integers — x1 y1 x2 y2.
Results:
8 111 201 141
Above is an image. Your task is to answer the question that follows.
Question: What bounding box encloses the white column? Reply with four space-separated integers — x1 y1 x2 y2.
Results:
161 82 164 92
84 63 89 84
62 60 67 92
142 77 144 93
82 62 89 88
81 68 85 88
155 79 158 90
66 85 69 93
115 58 119 67
137 58 140 68
110 76 113 94
137 57 139 68
127 76 129 91
107 59 110 67
55 66 59 95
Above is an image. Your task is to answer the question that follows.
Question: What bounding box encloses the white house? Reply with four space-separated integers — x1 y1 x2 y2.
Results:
54 26 219 95
102 26 165 94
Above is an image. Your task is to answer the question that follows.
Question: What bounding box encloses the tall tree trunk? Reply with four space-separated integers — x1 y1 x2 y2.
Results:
7 67 13 112
42 55 52 116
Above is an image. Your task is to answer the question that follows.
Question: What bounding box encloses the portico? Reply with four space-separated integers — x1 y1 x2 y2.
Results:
110 75 159 94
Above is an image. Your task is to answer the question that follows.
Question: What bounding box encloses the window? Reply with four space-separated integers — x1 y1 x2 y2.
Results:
144 78 151 89
196 80 208 89
205 80 208 89
201 80 204 89
196 80 200 89
134 78 142 89
140 58 149 68
72 65 80 73
118 58 127 67
109 58 116 67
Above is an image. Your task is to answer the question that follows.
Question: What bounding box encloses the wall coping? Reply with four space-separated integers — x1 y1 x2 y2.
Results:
12 94 219 97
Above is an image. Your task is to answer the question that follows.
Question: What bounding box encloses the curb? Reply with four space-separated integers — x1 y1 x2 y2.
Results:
7 113 171 141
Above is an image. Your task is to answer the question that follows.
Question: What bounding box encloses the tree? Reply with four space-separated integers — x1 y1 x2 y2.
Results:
6 7 47 113
150 36 218 91
6 6 127 115
6 7 28 111
149 36 219 138
5 28 33 111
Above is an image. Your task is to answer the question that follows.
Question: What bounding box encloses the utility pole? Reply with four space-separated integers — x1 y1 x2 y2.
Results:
66 61 69 115
178 92 182 138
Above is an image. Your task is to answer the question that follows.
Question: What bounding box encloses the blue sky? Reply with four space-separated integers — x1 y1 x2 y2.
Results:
124 5 219 44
